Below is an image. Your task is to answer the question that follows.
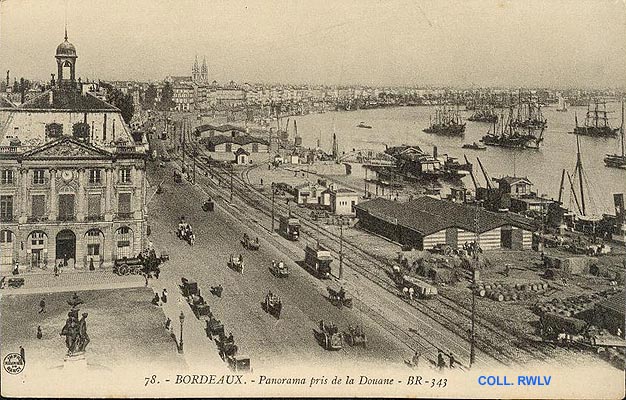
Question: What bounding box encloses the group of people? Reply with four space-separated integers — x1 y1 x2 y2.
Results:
402 286 416 300
437 350 456 370
463 241 483 257
319 320 339 335
151 289 168 306
229 254 245 274
177 217 195 246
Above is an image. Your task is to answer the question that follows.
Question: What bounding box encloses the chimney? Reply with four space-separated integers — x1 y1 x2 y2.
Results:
433 145 438 159
5 70 9 89
20 78 25 104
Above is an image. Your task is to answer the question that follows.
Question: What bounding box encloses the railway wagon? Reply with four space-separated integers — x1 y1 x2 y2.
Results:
402 275 438 299
279 215 301 240
304 244 333 279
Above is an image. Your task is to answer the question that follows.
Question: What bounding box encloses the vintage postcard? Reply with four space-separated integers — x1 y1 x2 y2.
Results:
0 0 625 398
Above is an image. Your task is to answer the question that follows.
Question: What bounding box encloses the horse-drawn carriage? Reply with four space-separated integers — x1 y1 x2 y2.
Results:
216 333 238 361
179 277 212 319
314 320 343 351
263 292 282 319
177 223 195 246
113 252 164 277
2 277 25 289
269 260 289 278
241 234 260 251
227 354 251 372
344 325 367 348
327 282 353 308
205 316 225 340
227 254 244 274
202 197 215 212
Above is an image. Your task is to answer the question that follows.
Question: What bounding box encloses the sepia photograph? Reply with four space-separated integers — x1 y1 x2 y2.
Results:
0 0 625 398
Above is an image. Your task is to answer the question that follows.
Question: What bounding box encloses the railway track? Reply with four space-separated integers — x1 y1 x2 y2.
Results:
180 151 552 366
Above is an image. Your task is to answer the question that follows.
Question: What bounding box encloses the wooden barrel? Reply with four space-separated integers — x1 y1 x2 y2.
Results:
478 289 486 297
496 293 504 302
484 284 492 290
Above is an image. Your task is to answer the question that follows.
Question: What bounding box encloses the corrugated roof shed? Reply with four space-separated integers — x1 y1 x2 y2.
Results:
356 196 512 236
596 291 625 316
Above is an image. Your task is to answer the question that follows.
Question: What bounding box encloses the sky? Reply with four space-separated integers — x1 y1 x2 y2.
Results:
0 0 625 88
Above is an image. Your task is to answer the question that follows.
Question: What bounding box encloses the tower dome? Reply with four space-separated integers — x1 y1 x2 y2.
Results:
56 28 77 58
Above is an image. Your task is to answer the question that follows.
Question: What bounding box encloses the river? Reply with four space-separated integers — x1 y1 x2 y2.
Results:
293 105 626 215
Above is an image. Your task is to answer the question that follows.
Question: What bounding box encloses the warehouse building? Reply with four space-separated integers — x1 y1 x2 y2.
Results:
355 196 532 251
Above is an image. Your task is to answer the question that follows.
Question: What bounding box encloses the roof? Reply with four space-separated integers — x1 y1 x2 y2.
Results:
234 147 250 156
200 134 269 146
195 124 247 134
19 89 118 111
0 96 15 108
56 39 77 57
596 291 625 316
495 176 533 186
355 196 512 236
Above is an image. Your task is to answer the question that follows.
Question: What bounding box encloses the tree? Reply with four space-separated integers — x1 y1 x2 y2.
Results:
143 84 157 109
158 82 175 111
101 82 135 124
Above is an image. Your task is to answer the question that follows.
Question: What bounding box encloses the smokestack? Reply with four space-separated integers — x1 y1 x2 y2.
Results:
433 145 438 159
20 78 25 104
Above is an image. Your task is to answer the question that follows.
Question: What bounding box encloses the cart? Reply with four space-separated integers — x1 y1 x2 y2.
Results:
344 325 367 348
227 254 244 274
113 257 145 276
314 320 343 351
269 261 289 278
263 292 282 319
326 283 353 308
202 198 215 212
241 234 260 250
304 244 332 279
205 317 225 340
227 355 251 372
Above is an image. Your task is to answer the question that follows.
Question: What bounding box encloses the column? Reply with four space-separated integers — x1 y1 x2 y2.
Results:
76 168 86 221
18 168 28 224
131 165 138 219
49 169 57 220
104 168 113 221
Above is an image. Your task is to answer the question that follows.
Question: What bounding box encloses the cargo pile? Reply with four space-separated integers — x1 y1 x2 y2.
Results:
473 281 550 302
533 289 618 317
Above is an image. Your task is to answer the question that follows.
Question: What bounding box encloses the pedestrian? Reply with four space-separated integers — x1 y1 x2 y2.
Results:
155 268 160 279
89 258 95 271
38 298 46 314
36 326 42 339
402 286 409 298
437 350 445 370
165 317 171 331
151 293 160 306
449 353 456 369
408 287 415 301
54 262 59 277
12 261 19 275
19 346 25 365
144 273 149 287
161 289 168 304
411 350 421 368
63 253 68 267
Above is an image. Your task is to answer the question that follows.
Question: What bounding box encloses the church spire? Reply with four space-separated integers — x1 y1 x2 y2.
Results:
65 24 68 41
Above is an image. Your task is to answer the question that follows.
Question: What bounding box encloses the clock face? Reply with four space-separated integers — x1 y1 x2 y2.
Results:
62 170 74 182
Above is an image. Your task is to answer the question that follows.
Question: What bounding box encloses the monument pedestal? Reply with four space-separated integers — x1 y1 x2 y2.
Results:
63 353 87 370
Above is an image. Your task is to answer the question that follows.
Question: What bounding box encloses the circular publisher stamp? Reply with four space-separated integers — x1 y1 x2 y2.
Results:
3 353 25 375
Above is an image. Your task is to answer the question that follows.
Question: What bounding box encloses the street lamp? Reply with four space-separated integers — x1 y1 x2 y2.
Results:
178 311 185 354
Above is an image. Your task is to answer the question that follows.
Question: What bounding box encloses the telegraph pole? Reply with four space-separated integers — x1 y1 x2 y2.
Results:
339 221 344 279
271 183 275 233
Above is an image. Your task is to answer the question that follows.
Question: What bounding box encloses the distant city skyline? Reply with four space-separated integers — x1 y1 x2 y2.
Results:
1 0 625 88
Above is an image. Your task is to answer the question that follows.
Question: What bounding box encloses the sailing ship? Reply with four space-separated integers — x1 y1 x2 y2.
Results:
462 142 487 150
561 136 603 233
481 108 544 149
509 91 547 129
423 105 466 136
556 96 568 112
467 104 498 123
604 101 626 169
574 100 619 137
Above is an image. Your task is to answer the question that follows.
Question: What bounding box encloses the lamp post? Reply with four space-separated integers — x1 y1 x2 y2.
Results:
178 311 185 354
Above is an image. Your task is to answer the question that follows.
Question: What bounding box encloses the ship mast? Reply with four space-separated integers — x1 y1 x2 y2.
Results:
576 135 586 216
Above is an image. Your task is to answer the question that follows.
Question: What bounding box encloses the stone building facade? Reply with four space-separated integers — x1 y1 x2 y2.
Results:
0 32 146 273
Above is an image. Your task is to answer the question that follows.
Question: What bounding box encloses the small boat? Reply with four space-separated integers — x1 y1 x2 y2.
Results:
357 122 372 129
462 142 486 150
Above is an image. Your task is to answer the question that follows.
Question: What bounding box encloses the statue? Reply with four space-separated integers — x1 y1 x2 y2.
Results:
75 313 90 353
60 311 80 355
